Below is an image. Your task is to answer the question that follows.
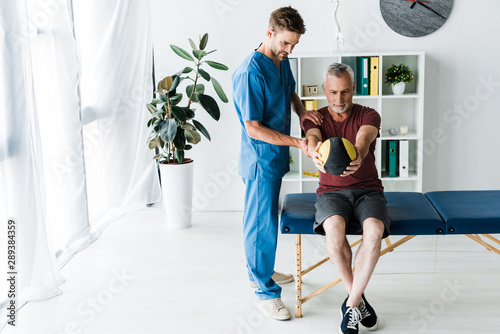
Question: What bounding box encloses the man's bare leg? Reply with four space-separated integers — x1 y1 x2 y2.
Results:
347 218 384 307
323 215 354 293
324 217 385 307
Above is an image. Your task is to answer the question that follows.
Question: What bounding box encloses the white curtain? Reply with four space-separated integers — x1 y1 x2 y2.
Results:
74 0 160 234
0 0 160 329
0 0 64 329
29 0 92 265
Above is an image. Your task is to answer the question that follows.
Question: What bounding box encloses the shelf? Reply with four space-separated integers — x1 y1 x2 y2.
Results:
300 96 325 100
302 173 320 181
380 132 419 140
381 93 421 99
381 172 418 181
283 171 320 182
287 51 424 193
283 171 301 181
352 95 380 99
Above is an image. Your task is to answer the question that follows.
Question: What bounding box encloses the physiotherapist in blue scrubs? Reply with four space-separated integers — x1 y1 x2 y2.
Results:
232 6 323 320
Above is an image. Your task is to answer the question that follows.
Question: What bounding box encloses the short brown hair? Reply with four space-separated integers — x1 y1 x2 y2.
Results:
269 6 306 35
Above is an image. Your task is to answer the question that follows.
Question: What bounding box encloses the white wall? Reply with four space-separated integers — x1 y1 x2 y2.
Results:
151 0 500 211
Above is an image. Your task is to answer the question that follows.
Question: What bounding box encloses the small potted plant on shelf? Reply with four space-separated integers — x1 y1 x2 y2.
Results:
385 63 414 95
146 33 228 229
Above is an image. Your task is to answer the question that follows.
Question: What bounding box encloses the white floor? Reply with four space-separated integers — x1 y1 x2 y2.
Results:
4 207 500 334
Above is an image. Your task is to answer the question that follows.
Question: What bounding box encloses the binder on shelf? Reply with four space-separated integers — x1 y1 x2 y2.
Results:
303 99 318 110
399 140 409 178
369 57 379 96
386 140 399 177
356 57 369 95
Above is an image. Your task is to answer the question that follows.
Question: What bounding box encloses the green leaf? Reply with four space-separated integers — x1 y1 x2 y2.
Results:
153 119 162 131
150 109 164 120
186 84 205 95
159 93 168 103
170 106 187 122
211 77 228 103
182 67 194 74
186 84 205 103
205 61 228 71
170 44 194 62
175 149 185 163
169 75 181 92
159 118 177 142
205 49 216 56
146 103 157 114
199 33 208 50
188 38 198 51
198 68 210 81
173 126 186 150
147 129 158 145
150 98 161 107
184 144 193 150
182 107 195 119
198 94 220 121
192 119 211 141
184 126 201 144
193 49 207 60
147 118 154 128
181 123 196 130
169 93 183 106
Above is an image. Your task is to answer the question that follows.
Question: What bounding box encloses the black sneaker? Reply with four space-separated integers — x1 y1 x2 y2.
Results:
339 297 361 334
359 294 379 330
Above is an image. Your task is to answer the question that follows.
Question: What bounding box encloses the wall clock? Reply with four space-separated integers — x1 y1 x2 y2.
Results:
380 0 453 37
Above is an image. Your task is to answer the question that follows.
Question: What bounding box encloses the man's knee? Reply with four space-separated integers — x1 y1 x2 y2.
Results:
323 215 346 234
362 218 385 242
323 215 348 245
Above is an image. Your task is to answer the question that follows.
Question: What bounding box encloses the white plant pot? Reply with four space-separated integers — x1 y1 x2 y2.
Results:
159 159 194 229
391 82 406 95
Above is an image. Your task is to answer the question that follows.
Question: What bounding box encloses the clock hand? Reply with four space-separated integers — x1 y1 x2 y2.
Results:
404 0 429 9
416 2 447 20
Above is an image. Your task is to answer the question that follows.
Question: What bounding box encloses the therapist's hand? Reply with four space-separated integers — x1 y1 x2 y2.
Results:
311 141 326 173
297 138 311 157
300 110 323 129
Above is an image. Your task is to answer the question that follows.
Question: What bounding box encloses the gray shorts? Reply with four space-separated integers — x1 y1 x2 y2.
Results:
314 188 391 238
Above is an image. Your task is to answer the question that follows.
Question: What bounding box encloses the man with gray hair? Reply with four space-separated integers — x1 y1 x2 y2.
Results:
303 63 389 334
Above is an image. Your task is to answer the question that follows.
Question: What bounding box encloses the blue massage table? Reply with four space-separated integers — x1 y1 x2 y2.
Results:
280 191 500 318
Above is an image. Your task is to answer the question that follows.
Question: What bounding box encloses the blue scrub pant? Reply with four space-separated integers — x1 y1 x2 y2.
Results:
242 177 282 300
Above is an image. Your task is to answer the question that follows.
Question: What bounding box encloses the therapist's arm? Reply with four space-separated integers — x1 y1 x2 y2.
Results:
245 121 310 157
291 92 323 128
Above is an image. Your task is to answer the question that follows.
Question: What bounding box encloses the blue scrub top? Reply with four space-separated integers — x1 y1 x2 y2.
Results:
232 50 296 180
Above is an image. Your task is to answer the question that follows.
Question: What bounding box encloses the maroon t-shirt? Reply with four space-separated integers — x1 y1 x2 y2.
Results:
303 104 383 196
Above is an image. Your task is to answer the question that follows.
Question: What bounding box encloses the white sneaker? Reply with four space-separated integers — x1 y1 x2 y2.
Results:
249 271 294 288
257 298 291 321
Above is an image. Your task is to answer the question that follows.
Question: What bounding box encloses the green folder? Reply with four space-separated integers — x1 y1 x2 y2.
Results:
356 57 369 95
387 140 399 177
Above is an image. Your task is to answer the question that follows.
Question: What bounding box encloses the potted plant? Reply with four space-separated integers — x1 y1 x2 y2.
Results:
385 63 414 95
146 33 228 229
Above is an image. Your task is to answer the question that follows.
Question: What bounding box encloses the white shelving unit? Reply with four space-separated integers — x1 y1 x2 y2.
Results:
283 51 425 195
